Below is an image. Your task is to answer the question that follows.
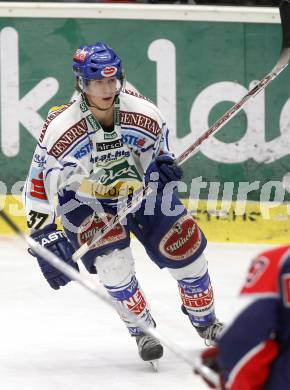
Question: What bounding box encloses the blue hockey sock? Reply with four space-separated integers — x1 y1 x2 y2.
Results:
105 275 155 336
178 271 216 327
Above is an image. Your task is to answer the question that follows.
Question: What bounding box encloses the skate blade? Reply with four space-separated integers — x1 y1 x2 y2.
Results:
149 360 159 372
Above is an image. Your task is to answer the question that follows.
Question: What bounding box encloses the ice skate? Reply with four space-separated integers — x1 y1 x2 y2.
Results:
195 320 224 346
135 333 163 370
181 305 224 346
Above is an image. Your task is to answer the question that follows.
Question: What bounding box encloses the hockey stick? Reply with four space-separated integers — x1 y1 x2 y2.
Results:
72 0 290 262
0 209 219 385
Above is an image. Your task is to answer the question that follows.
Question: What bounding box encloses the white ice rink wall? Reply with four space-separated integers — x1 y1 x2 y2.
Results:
0 2 289 244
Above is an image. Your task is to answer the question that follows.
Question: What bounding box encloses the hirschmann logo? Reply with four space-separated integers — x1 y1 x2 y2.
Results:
48 119 88 158
96 139 123 151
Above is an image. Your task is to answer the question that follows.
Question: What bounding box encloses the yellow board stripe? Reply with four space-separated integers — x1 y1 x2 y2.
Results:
1 195 290 243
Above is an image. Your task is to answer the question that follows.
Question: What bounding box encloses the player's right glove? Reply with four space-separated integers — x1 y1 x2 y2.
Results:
144 154 183 192
194 347 226 389
29 223 79 290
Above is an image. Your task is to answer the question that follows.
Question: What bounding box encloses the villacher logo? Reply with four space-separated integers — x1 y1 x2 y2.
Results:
159 214 202 261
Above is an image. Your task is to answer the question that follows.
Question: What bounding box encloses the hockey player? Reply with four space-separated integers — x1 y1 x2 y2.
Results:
195 245 290 389
22 42 223 364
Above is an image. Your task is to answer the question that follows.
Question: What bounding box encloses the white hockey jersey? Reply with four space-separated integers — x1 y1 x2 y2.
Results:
23 90 173 230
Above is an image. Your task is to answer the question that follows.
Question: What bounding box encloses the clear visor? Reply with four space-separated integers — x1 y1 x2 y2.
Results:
80 77 123 98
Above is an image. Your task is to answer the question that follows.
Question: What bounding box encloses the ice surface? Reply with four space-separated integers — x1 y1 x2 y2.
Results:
0 237 275 390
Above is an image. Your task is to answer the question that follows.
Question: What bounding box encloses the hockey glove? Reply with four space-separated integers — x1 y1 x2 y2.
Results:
29 223 79 290
194 347 225 389
144 154 183 192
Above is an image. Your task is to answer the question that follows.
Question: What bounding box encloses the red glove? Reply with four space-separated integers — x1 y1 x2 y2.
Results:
194 347 226 389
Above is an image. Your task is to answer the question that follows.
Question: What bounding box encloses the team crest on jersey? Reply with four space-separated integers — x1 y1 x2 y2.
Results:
159 214 202 261
282 273 290 307
33 153 46 167
101 66 117 77
244 257 269 287
77 213 127 249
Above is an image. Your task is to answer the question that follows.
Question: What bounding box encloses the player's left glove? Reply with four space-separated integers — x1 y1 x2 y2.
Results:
144 154 183 192
194 347 226 389
29 223 79 290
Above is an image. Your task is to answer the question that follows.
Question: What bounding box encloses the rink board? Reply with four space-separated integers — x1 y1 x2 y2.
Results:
1 195 289 244
0 4 289 244
0 6 290 204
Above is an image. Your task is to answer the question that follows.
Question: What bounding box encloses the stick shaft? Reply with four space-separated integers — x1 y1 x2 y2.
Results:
177 58 288 165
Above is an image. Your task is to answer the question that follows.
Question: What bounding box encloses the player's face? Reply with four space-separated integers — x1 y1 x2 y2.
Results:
84 77 119 110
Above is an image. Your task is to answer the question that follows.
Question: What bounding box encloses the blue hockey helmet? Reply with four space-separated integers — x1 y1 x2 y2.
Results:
72 42 124 81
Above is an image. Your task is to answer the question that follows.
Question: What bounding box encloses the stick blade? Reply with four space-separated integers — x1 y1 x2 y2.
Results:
280 0 290 49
